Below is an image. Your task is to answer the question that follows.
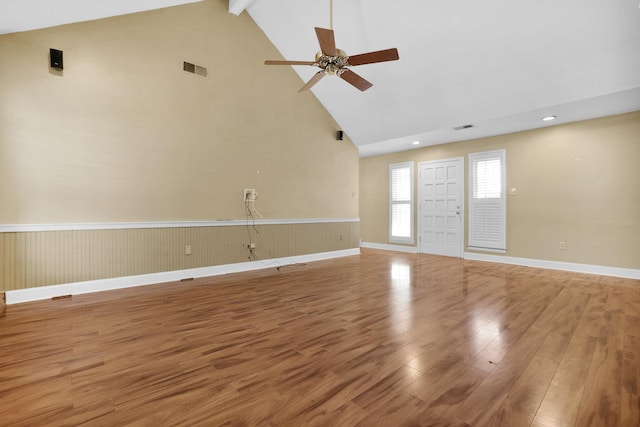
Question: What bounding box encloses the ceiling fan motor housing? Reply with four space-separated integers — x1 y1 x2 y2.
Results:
315 49 347 75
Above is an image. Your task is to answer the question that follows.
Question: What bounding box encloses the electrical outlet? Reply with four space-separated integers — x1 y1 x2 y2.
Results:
244 189 257 202
559 241 566 250
185 245 192 255
248 243 256 249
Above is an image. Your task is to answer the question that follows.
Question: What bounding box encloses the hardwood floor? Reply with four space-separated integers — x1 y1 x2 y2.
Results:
1 249 638 426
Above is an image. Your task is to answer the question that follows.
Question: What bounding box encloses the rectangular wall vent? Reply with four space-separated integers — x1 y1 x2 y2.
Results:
183 61 207 77
195 65 207 77
453 124 474 131
183 61 195 73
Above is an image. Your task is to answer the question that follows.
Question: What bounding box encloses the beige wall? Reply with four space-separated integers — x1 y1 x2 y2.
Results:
0 1 359 291
360 111 640 270
0 0 358 224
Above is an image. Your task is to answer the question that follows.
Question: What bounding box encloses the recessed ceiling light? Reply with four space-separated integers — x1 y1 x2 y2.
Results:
412 141 420 145
542 115 556 121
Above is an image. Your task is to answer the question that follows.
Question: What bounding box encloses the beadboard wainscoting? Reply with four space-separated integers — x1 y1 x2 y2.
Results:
0 219 359 296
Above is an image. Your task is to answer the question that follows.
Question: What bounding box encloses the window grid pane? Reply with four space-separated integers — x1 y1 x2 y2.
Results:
391 167 411 201
389 162 414 243
391 203 411 237
473 158 502 199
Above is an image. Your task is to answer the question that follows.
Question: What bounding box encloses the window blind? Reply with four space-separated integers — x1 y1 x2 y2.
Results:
469 150 506 251
389 162 414 243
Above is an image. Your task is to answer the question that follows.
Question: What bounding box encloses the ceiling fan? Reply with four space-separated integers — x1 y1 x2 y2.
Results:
264 26 399 92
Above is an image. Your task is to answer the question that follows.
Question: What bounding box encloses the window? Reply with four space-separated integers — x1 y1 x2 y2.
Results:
469 149 506 252
389 162 414 244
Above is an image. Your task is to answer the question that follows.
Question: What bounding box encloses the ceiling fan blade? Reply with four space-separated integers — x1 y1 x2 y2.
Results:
339 69 373 91
315 27 337 57
347 48 399 66
299 71 326 92
264 60 316 66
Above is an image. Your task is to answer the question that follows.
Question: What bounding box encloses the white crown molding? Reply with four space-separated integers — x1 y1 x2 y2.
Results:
0 218 360 233
6 248 360 305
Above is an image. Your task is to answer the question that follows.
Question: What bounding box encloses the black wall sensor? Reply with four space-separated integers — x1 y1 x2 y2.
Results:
50 49 63 70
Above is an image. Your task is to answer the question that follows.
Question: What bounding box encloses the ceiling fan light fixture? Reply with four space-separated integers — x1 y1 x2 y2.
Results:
264 27 399 92
315 49 347 62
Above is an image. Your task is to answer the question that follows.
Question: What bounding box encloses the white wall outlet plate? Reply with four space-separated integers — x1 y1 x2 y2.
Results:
244 188 257 202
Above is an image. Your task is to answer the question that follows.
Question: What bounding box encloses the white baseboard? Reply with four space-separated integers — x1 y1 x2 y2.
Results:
6 248 360 305
358 241 638 280
360 241 418 253
463 252 640 280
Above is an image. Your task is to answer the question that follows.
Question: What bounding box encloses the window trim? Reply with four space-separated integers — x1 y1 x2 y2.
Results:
389 162 414 244
468 149 507 252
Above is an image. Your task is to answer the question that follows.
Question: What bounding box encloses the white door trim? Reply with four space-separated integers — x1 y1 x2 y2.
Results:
418 157 465 257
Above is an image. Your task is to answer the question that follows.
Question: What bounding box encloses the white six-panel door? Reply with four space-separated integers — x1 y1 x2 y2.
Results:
418 158 464 257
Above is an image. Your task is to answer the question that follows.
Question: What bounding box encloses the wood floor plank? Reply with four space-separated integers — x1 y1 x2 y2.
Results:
575 306 625 426
483 355 558 426
409 363 488 409
621 354 640 427
0 249 638 425
574 288 610 338
621 328 640 425
531 355 592 427
452 324 551 425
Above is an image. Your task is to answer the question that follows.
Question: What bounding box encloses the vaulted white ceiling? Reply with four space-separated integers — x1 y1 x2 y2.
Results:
2 0 639 157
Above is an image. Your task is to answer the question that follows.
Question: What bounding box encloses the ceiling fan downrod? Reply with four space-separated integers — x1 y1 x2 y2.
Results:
329 0 333 30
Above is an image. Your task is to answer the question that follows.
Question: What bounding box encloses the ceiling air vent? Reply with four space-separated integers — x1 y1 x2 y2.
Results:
453 124 474 131
183 61 207 77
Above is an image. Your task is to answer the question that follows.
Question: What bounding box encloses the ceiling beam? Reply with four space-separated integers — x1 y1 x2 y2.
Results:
229 0 254 16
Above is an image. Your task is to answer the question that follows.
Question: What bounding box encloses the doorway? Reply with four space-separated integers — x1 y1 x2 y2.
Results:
418 157 464 257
